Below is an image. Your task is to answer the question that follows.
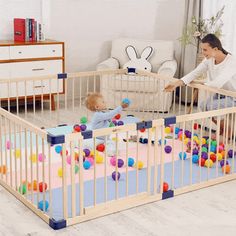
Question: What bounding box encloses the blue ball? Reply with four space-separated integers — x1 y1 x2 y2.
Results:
210 145 216 153
158 139 167 145
55 145 62 154
122 98 131 105
175 127 180 134
38 200 49 211
128 157 135 167
117 120 124 126
179 152 187 160
192 154 199 163
83 160 91 170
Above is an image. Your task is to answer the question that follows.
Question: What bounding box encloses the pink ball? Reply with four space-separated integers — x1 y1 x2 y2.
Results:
6 140 11 150
218 145 224 152
38 153 46 162
86 157 94 166
66 155 71 165
178 130 183 138
110 156 116 166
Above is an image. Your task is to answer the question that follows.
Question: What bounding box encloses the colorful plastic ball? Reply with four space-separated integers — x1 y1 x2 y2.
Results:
220 160 229 167
14 149 21 158
117 120 124 126
73 124 81 132
163 182 169 192
38 200 49 211
66 155 72 165
211 140 217 146
39 182 48 192
228 149 236 158
164 145 172 154
80 116 87 124
222 165 231 174
19 184 27 195
112 171 120 181
184 138 189 145
165 127 171 134
86 157 94 166
216 153 223 161
192 149 199 155
136 161 144 170
139 128 146 133
193 123 199 130
6 140 11 150
118 159 124 168
0 165 7 174
192 154 199 163
114 114 121 120
184 130 191 138
55 145 62 154
128 157 135 167
221 150 225 158
122 98 131 105
30 154 37 163
210 153 217 162
60 149 69 156
32 180 38 191
158 139 167 145
110 156 116 166
199 158 206 167
96 155 104 164
83 160 91 170
38 153 46 162
109 122 116 127
83 148 90 157
201 152 208 160
210 146 216 153
80 124 87 131
58 168 63 177
218 145 224 153
202 144 208 149
204 159 213 168
96 144 105 152
201 138 206 145
179 152 187 160
74 165 79 174
175 127 180 134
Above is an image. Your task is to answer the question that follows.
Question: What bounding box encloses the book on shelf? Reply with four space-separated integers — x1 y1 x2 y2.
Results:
14 18 25 42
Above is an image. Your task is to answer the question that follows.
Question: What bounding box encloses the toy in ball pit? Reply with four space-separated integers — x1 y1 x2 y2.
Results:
83 148 90 157
222 165 231 174
139 137 148 144
112 171 121 181
164 145 172 154
228 149 236 158
80 116 87 124
96 143 105 152
38 153 46 162
18 184 27 195
128 157 135 167
73 124 81 132
122 98 131 105
39 182 48 192
117 159 124 168
0 165 7 175
83 160 91 170
165 126 171 134
192 154 199 164
38 200 49 211
117 120 124 126
80 124 87 131
204 159 213 168
199 157 206 167
114 114 121 120
179 152 187 160
163 182 169 192
55 145 62 154
210 153 217 162
158 139 167 145
220 159 229 167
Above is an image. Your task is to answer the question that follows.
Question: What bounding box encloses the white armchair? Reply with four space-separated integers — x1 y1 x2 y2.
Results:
97 38 177 112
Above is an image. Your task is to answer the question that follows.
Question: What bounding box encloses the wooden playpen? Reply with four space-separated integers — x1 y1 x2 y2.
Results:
0 69 236 229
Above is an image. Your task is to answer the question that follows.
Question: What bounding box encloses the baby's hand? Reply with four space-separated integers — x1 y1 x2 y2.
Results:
121 98 130 109
121 102 129 109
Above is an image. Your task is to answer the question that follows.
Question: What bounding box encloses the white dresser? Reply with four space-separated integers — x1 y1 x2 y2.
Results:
0 40 65 109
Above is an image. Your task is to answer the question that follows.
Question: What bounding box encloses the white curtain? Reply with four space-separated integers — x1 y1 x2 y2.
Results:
203 0 236 55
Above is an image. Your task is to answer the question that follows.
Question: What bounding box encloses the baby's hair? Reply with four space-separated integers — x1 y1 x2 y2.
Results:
85 92 103 111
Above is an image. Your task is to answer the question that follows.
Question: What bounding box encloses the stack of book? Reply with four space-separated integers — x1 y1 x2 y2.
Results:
14 18 45 42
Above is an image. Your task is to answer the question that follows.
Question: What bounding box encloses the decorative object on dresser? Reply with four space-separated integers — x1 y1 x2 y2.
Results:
0 40 65 110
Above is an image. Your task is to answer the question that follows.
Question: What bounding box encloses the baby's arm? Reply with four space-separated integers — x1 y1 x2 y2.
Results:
96 106 123 121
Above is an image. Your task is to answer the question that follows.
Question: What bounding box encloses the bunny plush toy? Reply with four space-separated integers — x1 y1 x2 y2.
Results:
123 45 153 73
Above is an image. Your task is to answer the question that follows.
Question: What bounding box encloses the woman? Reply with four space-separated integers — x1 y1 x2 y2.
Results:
164 33 236 135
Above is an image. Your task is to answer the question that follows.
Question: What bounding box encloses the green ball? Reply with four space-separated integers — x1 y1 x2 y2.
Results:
211 140 217 146
75 165 79 174
201 147 208 153
109 122 115 127
80 117 87 124
19 184 27 195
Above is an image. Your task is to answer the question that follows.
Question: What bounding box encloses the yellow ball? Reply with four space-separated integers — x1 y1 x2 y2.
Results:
165 127 171 134
204 159 213 168
58 168 63 177
96 155 104 164
30 154 37 163
184 138 189 145
15 149 21 158
217 153 223 161
201 138 206 145
135 161 144 170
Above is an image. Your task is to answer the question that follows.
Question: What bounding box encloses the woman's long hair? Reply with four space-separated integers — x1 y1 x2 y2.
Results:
201 34 229 55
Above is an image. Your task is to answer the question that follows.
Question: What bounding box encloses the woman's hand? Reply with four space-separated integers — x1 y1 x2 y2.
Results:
164 79 185 92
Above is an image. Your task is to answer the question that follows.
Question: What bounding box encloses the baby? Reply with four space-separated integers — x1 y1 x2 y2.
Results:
85 92 129 131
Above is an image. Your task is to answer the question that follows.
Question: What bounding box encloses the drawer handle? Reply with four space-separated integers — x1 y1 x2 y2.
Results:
52 50 56 52
32 68 45 71
34 85 46 88
18 51 22 54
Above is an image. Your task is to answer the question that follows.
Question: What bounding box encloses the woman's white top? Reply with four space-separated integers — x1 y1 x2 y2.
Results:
181 54 236 91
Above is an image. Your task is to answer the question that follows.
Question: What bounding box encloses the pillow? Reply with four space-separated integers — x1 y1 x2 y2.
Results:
122 45 153 72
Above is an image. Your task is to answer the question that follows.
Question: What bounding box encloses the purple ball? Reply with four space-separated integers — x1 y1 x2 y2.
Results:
202 144 208 149
228 149 236 158
184 130 191 138
164 145 172 154
201 152 208 160
220 160 229 167
80 124 87 131
117 120 124 126
112 120 117 126
83 148 90 157
118 159 124 168
112 171 120 181
192 149 199 155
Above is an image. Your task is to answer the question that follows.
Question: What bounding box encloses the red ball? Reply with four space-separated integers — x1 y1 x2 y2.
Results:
140 128 146 133
163 182 169 192
60 149 68 156
39 182 47 192
96 144 105 152
193 123 199 130
199 157 206 167
73 125 81 132
210 153 216 162
114 114 121 120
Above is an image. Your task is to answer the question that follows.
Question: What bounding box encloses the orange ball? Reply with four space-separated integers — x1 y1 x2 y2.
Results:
222 165 231 174
32 180 38 191
0 165 7 174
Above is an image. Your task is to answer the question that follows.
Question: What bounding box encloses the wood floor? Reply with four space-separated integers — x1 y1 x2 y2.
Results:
1 180 236 236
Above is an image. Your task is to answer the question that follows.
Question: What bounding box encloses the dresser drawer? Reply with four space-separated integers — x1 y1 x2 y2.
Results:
0 47 10 60
9 44 63 59
0 63 10 78
10 60 63 78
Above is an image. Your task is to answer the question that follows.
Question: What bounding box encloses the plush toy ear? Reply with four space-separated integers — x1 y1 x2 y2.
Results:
141 46 153 60
125 45 138 60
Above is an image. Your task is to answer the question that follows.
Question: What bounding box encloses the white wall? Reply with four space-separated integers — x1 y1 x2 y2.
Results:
0 0 185 74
